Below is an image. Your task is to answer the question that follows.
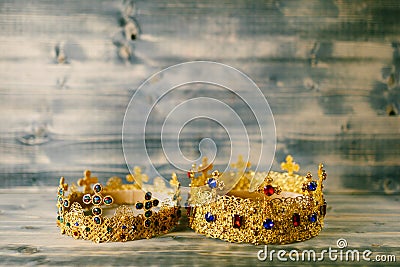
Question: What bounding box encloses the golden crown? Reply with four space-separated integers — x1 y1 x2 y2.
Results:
56 168 181 243
187 155 327 245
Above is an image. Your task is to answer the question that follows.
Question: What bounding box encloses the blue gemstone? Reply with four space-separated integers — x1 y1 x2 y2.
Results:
144 219 151 227
92 195 101 205
207 178 217 189
309 213 318 223
93 216 101 224
63 200 69 207
107 226 112 233
263 219 274 230
145 210 152 218
308 181 317 191
82 194 91 204
93 183 102 193
58 188 63 195
205 212 215 222
74 222 79 226
136 202 144 209
92 207 102 215
122 225 127 230
103 196 113 205
145 201 152 210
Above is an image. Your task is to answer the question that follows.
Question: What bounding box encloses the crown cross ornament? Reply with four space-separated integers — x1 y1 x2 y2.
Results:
134 192 160 228
169 173 180 188
169 173 182 205
280 155 300 175
58 177 68 196
77 170 98 193
187 157 214 187
199 157 213 179
82 183 114 225
126 166 149 189
230 155 251 172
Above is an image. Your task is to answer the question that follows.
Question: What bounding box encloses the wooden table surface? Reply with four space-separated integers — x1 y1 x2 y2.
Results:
0 189 399 266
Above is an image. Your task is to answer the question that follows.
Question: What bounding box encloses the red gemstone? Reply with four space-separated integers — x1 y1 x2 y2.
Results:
73 231 79 236
187 171 191 178
263 185 275 196
186 207 192 216
293 213 301 227
232 214 242 228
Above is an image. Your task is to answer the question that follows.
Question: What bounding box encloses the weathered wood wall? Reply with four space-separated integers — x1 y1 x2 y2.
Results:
0 0 399 193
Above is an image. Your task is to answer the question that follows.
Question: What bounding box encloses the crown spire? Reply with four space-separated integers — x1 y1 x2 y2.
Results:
77 170 98 193
280 155 300 176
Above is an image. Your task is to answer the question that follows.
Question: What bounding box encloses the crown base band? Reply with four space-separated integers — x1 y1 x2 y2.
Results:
188 194 325 245
58 203 180 243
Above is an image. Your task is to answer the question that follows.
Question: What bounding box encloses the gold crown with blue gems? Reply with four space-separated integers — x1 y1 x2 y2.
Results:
56 169 181 243
187 155 327 244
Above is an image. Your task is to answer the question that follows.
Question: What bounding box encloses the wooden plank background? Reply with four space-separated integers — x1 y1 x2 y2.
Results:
0 0 399 265
0 0 399 191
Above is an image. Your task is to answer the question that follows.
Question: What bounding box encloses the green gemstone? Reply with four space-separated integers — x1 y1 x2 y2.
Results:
85 227 90 232
107 226 112 233
66 222 70 227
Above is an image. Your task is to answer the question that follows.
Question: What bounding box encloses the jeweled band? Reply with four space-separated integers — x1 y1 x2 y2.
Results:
57 170 181 243
188 156 327 244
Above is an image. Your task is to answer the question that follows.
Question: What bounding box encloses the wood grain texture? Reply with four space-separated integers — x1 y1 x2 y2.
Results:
0 190 399 266
0 0 399 190
0 1 399 265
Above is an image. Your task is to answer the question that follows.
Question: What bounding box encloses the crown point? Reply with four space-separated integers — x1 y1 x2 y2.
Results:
212 170 220 177
280 155 300 176
78 170 98 193
318 163 327 182
199 157 213 178
231 155 250 171
170 173 180 188
58 177 68 193
126 166 148 189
